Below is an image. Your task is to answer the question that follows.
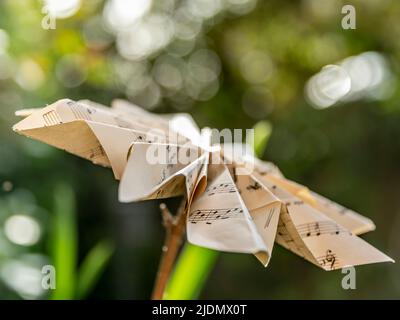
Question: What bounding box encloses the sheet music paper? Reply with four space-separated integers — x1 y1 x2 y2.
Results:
13 98 394 271
14 99 191 178
235 172 282 266
119 142 204 201
253 171 393 270
187 160 267 256
111 99 191 144
257 171 375 235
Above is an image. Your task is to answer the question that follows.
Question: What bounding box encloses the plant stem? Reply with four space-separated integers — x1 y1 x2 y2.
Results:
151 200 187 300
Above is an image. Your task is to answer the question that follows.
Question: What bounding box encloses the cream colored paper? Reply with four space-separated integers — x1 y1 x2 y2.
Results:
14 99 190 178
119 142 205 202
258 171 375 235
235 172 282 266
253 171 393 270
187 161 267 256
13 99 394 271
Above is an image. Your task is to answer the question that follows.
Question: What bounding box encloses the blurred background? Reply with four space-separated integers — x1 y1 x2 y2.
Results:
0 0 400 299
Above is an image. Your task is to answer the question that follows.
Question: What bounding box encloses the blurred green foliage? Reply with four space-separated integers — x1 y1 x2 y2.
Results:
51 183 77 299
0 0 399 299
165 244 219 300
51 183 114 300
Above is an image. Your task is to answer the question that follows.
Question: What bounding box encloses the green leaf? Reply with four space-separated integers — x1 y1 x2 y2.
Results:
164 243 218 300
51 183 77 300
76 239 114 299
248 120 273 158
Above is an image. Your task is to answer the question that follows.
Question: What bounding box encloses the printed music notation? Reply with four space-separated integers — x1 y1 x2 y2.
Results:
189 207 243 224
276 219 295 244
295 220 351 238
159 164 177 184
153 178 184 199
264 206 277 229
316 249 339 270
256 163 280 176
232 166 238 183
67 100 93 121
246 181 261 191
43 110 62 126
114 116 134 130
256 167 278 177
285 200 304 206
276 219 306 257
87 145 106 160
205 182 236 196
258 170 271 176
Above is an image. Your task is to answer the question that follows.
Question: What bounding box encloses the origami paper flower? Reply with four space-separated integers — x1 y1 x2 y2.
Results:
13 99 393 270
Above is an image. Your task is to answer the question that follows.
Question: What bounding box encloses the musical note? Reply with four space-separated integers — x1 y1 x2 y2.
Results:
246 181 261 191
158 161 178 184
232 166 238 183
189 207 243 224
255 162 281 177
317 250 339 270
205 182 236 196
68 101 92 121
296 221 350 238
87 145 106 160
277 219 296 245
314 222 320 236
286 200 304 206
257 168 277 176
276 219 307 257
132 133 154 144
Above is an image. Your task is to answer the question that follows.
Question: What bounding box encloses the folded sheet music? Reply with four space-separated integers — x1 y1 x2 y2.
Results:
13 99 394 270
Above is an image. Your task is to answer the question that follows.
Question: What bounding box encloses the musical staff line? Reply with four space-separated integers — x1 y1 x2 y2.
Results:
69 101 92 121
43 110 62 126
286 200 304 206
295 221 351 238
189 207 243 224
205 182 236 196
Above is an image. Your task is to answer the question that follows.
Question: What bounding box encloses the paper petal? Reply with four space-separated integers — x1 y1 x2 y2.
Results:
187 162 267 256
254 172 394 270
